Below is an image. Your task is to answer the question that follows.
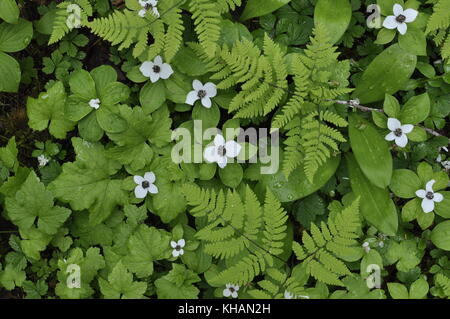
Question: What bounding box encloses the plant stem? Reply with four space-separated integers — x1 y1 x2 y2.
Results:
328 99 448 140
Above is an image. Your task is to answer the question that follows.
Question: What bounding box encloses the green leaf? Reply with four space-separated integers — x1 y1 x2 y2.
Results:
241 0 292 21
0 0 19 24
353 44 417 104
399 93 430 125
374 28 396 45
314 0 352 44
139 80 166 114
192 103 220 130
218 163 243 188
0 137 18 171
383 94 401 118
0 19 33 52
5 171 71 235
435 192 450 219
398 28 427 56
55 247 106 299
260 153 340 202
387 282 409 299
155 264 201 299
346 154 398 235
409 277 429 299
348 114 392 188
377 0 403 16
0 51 20 92
27 81 75 139
99 261 147 299
0 264 25 290
389 169 421 198
124 224 171 278
431 221 450 251
48 137 128 225
106 106 154 171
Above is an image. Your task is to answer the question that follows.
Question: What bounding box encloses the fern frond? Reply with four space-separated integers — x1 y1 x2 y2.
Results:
49 0 93 44
189 0 222 57
182 184 288 286
292 198 362 287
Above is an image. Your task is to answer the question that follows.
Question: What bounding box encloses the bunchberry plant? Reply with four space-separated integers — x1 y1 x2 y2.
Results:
0 0 450 301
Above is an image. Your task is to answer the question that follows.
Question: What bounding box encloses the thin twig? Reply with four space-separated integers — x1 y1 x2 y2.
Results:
328 98 448 140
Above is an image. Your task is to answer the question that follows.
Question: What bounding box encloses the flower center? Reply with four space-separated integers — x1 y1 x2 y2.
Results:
396 14 406 23
142 181 150 189
197 90 207 99
144 3 153 10
229 287 235 293
152 65 161 73
218 145 226 157
394 128 403 137
426 191 434 200
175 245 181 251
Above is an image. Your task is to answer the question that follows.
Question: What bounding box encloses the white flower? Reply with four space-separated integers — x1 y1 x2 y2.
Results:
382 4 418 35
362 242 371 253
133 172 158 198
415 179 444 213
138 0 159 18
385 118 414 148
139 56 174 83
204 134 242 169
378 241 385 248
37 154 50 167
170 239 185 258
185 80 217 108
89 98 100 109
437 147 450 170
284 290 294 299
223 284 239 298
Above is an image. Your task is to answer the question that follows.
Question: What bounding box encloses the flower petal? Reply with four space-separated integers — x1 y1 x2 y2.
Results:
401 124 414 134
426 179 436 192
231 291 238 298
193 79 203 91
134 185 148 199
151 7 160 17
387 118 402 130
421 198 435 213
217 156 227 168
160 63 174 79
416 189 426 198
178 249 184 256
172 250 180 257
434 192 444 203
185 90 199 105
204 82 217 97
133 175 144 185
403 8 418 23
148 184 158 194
233 285 240 291
395 134 408 148
385 132 396 141
393 3 404 16
223 289 231 297
139 61 154 77
139 0 147 6
214 134 225 146
201 97 212 108
397 22 407 35
149 72 160 83
224 140 242 158
177 239 185 247
154 55 163 66
383 15 399 29
204 145 219 163
144 172 156 183
150 0 158 6
170 241 177 248
138 9 146 17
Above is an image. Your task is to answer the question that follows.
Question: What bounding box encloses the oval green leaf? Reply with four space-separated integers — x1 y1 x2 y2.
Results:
348 113 392 188
314 0 352 44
